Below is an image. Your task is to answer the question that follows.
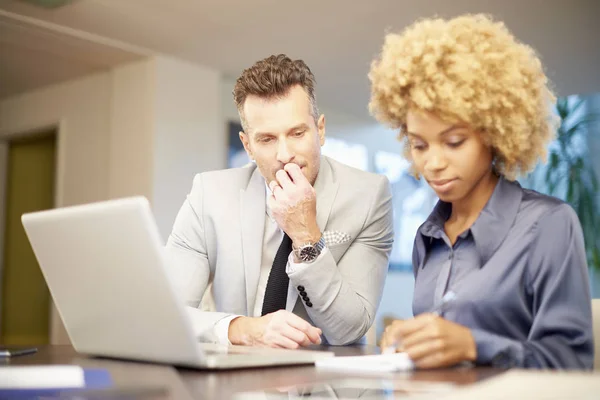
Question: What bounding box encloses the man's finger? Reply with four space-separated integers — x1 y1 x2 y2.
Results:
269 180 278 192
271 334 301 349
267 194 277 210
269 180 283 197
284 163 307 185
275 169 294 190
285 313 322 344
280 324 312 347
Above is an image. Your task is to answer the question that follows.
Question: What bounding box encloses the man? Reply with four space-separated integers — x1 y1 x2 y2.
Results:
165 54 393 348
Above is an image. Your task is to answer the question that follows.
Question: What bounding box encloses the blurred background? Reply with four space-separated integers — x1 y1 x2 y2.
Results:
1 0 599 347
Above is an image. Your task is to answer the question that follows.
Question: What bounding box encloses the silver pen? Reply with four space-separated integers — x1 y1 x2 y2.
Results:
382 291 457 354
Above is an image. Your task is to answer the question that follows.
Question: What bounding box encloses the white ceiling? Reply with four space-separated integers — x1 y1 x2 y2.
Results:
0 6 147 99
1 0 599 120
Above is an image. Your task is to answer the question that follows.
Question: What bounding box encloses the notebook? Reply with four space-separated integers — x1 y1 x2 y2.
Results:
0 365 112 398
314 352 414 373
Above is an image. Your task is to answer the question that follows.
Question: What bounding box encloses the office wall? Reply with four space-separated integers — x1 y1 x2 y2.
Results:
108 56 225 241
152 56 224 240
0 71 112 344
1 55 225 237
0 71 112 208
0 55 224 343
108 59 154 202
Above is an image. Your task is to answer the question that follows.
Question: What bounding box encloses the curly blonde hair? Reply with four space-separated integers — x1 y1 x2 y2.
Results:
368 14 556 180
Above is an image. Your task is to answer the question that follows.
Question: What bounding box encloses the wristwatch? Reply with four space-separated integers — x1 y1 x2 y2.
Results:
294 236 326 263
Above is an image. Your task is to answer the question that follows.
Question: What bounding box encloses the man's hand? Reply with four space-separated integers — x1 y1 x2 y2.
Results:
228 310 322 349
268 163 321 248
380 314 476 369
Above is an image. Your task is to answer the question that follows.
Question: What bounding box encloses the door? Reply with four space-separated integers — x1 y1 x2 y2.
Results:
0 131 56 345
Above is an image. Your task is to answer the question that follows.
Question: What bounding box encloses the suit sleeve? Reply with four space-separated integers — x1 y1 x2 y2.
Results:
286 175 394 345
164 173 236 343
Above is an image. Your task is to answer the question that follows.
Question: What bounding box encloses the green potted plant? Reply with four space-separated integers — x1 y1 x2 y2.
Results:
543 96 600 270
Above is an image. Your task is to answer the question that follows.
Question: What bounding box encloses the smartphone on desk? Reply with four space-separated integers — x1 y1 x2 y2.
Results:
0 347 38 357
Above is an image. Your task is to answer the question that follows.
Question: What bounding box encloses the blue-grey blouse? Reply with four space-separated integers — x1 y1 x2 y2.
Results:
412 177 594 369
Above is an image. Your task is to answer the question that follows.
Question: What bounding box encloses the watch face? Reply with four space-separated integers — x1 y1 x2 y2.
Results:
299 246 319 261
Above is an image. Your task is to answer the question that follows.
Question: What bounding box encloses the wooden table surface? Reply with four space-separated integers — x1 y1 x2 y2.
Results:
4 345 503 399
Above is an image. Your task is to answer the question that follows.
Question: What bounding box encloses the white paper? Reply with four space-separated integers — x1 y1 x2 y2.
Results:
0 365 85 389
315 352 414 373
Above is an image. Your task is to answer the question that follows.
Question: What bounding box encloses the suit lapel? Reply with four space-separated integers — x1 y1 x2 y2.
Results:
240 167 266 315
314 157 339 231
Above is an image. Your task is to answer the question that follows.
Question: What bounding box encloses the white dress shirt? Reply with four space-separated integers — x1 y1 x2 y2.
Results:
214 183 328 344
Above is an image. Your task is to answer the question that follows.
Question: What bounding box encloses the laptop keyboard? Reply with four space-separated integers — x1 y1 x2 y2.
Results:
199 345 257 356
199 344 295 356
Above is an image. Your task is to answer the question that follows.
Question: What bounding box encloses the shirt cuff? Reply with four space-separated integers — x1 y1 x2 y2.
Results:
214 315 241 345
470 328 525 368
287 247 330 274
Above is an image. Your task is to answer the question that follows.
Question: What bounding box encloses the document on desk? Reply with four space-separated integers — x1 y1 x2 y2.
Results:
314 352 414 373
0 365 112 397
0 365 85 389
437 370 600 399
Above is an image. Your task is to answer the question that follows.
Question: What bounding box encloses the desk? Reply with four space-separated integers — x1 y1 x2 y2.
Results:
5 345 503 399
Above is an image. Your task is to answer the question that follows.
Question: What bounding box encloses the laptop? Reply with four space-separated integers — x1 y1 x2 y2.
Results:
21 197 334 369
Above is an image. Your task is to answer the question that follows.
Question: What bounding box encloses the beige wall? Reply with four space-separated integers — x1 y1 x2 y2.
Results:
0 55 224 343
0 71 112 344
108 59 155 202
0 71 112 208
108 56 225 240
152 56 224 240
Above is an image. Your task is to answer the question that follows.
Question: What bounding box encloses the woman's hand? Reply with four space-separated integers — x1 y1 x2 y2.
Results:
381 314 477 369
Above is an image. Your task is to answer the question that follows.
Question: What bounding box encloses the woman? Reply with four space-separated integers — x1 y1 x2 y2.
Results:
369 14 593 369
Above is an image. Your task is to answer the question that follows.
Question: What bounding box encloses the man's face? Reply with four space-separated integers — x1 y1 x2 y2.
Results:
239 85 325 185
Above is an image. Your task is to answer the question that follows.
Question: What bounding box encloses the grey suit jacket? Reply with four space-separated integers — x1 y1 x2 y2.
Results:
164 156 394 345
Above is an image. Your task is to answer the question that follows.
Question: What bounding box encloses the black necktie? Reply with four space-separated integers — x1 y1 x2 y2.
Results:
261 234 293 316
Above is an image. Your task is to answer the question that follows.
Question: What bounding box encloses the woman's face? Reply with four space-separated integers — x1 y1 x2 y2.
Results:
406 110 494 203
